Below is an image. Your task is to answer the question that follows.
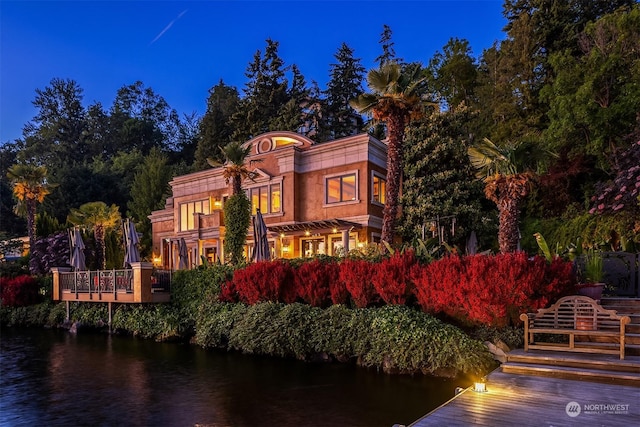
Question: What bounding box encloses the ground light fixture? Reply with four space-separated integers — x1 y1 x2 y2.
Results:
473 377 488 393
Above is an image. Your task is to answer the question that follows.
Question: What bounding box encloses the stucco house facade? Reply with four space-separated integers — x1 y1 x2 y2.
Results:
149 131 388 269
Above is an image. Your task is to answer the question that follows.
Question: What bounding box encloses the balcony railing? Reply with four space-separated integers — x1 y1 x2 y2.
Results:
60 269 133 296
52 262 170 303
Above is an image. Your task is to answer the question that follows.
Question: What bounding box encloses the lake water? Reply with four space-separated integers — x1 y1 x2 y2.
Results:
0 327 461 427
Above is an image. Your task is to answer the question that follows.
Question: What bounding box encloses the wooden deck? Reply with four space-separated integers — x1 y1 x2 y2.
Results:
410 368 640 426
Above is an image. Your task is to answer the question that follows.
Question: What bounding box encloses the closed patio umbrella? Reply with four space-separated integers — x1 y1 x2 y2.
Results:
123 218 141 268
251 208 271 262
178 237 188 269
69 227 86 271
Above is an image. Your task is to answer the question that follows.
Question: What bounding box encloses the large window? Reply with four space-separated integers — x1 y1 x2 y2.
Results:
180 200 210 231
372 174 386 204
249 183 281 214
326 173 357 204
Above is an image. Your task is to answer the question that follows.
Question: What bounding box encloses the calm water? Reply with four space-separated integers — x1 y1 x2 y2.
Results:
0 327 461 427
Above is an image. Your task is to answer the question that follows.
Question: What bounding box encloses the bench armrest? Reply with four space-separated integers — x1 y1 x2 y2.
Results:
520 313 533 322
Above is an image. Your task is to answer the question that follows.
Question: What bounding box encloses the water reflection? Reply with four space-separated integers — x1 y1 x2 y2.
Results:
0 328 459 427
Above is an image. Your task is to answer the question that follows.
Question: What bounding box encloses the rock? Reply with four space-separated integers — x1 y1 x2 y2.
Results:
494 339 511 354
484 340 507 363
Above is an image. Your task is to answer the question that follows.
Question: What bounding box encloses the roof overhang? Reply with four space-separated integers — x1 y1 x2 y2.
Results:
267 219 362 234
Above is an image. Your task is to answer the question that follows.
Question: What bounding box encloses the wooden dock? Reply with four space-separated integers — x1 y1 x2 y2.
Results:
410 369 640 426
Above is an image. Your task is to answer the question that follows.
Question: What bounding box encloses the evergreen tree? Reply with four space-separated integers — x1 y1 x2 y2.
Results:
375 24 403 67
194 80 240 170
400 107 492 249
175 112 200 166
324 42 365 140
223 193 251 266
110 81 180 153
542 5 640 169
270 64 309 134
427 38 478 110
232 39 291 141
127 148 172 256
19 78 87 168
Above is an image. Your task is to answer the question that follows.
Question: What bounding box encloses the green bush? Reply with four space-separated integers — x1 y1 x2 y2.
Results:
194 300 494 377
170 264 234 313
112 304 188 341
362 305 494 376
193 302 248 348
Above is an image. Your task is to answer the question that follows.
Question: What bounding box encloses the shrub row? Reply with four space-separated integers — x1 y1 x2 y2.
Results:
0 298 496 377
220 252 575 326
0 274 41 307
193 302 495 376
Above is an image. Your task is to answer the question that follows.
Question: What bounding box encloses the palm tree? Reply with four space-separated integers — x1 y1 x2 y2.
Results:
468 138 535 253
350 62 429 246
208 141 261 195
7 163 55 274
67 202 121 269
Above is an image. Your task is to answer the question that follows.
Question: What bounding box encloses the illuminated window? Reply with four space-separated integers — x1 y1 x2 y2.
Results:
326 173 357 204
373 174 386 204
249 183 282 214
179 199 210 231
271 183 281 213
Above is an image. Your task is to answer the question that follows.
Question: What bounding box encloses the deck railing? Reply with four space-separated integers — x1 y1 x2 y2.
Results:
60 269 134 296
52 262 170 303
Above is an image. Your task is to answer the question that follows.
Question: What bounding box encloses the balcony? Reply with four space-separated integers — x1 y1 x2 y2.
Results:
51 262 170 304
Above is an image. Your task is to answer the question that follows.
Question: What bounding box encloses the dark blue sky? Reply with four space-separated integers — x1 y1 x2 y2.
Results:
1 0 506 144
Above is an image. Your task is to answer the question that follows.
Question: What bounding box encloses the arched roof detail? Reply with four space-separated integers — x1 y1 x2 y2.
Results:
246 131 315 155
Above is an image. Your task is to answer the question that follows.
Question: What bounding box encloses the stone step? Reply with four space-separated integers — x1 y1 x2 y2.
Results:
501 362 640 387
506 350 640 373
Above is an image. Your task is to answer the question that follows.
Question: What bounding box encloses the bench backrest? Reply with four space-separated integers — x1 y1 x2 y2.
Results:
528 295 629 331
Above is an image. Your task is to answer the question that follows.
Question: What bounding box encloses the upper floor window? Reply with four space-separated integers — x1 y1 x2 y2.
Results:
326 173 357 204
372 174 386 204
248 183 281 215
180 199 210 231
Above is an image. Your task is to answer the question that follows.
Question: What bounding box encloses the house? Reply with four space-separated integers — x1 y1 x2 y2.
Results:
149 131 388 268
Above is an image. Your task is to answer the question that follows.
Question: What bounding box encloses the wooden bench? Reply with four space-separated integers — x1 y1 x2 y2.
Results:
520 295 631 360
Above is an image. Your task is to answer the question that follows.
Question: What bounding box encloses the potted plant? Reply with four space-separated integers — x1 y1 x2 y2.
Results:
576 249 605 301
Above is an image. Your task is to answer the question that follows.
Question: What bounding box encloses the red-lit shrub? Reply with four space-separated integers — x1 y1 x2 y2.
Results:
411 253 576 327
0 275 40 307
371 251 416 305
339 259 379 308
410 254 464 316
294 259 339 307
232 261 295 304
219 279 238 303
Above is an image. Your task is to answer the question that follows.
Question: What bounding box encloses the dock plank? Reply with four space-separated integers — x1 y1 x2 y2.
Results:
410 370 640 427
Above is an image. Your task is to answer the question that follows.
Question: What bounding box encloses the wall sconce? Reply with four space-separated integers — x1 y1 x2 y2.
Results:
332 227 338 233
280 233 285 238
473 378 487 393
305 230 310 236
282 246 289 253
214 198 222 209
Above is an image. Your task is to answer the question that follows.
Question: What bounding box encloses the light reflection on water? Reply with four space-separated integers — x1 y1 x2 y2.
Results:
0 327 460 427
